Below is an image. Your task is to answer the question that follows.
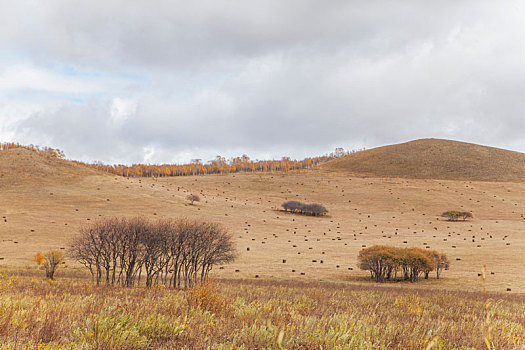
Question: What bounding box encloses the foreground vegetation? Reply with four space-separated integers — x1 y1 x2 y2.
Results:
0 269 524 349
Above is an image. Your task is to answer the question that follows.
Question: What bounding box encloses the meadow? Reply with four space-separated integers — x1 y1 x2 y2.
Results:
0 268 524 349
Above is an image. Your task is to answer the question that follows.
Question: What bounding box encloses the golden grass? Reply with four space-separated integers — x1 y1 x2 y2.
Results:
0 269 524 349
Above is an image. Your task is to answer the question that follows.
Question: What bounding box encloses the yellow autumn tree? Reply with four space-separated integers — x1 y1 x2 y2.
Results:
34 252 44 269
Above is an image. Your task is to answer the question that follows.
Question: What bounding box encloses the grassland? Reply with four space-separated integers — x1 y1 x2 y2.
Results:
0 268 524 349
2 147 525 293
2 143 525 348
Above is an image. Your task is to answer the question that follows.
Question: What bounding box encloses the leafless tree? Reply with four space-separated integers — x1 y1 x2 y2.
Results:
186 194 201 205
70 217 236 289
43 251 64 280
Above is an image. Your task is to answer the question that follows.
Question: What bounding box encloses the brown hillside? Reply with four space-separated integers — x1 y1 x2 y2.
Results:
0 148 99 189
322 138 525 181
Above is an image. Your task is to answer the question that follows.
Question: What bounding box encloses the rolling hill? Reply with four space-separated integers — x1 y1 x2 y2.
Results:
322 138 525 181
0 147 98 188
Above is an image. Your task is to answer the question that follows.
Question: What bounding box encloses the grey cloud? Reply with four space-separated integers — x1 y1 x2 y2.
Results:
4 0 525 163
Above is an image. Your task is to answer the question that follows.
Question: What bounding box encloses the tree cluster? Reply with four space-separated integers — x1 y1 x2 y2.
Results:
358 245 450 283
70 217 236 288
281 201 328 216
441 210 473 221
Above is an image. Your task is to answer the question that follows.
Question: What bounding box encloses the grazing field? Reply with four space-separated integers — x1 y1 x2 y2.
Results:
1 146 525 293
0 269 524 349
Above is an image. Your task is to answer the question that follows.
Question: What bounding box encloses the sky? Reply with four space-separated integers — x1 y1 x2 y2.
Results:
1 0 525 165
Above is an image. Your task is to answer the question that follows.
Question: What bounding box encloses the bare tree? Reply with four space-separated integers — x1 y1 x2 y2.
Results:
43 251 64 280
186 194 201 205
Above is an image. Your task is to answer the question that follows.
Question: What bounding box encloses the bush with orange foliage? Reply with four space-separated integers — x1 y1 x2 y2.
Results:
34 252 44 269
186 281 230 315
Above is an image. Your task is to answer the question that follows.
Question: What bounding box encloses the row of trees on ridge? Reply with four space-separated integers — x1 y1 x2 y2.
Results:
358 245 450 282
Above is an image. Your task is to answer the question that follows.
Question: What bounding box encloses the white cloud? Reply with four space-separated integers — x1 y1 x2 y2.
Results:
1 0 525 163
109 98 137 128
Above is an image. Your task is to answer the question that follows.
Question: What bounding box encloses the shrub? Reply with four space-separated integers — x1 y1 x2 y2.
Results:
43 251 64 280
441 210 473 221
34 252 44 269
186 282 229 314
186 194 200 205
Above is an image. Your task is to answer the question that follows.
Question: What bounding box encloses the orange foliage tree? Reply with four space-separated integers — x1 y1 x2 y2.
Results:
34 252 44 269
358 245 449 282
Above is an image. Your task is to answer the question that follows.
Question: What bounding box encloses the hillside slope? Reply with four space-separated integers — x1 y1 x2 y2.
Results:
322 138 525 181
0 148 99 189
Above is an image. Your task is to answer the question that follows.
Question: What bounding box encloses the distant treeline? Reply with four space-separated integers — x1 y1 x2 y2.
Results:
358 245 450 282
76 156 329 177
2 142 364 177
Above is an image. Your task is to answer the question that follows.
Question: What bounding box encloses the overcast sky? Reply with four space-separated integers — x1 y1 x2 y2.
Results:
1 0 525 164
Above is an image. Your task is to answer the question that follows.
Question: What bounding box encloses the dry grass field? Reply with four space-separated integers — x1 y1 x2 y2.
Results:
1 140 525 293
1 270 524 349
